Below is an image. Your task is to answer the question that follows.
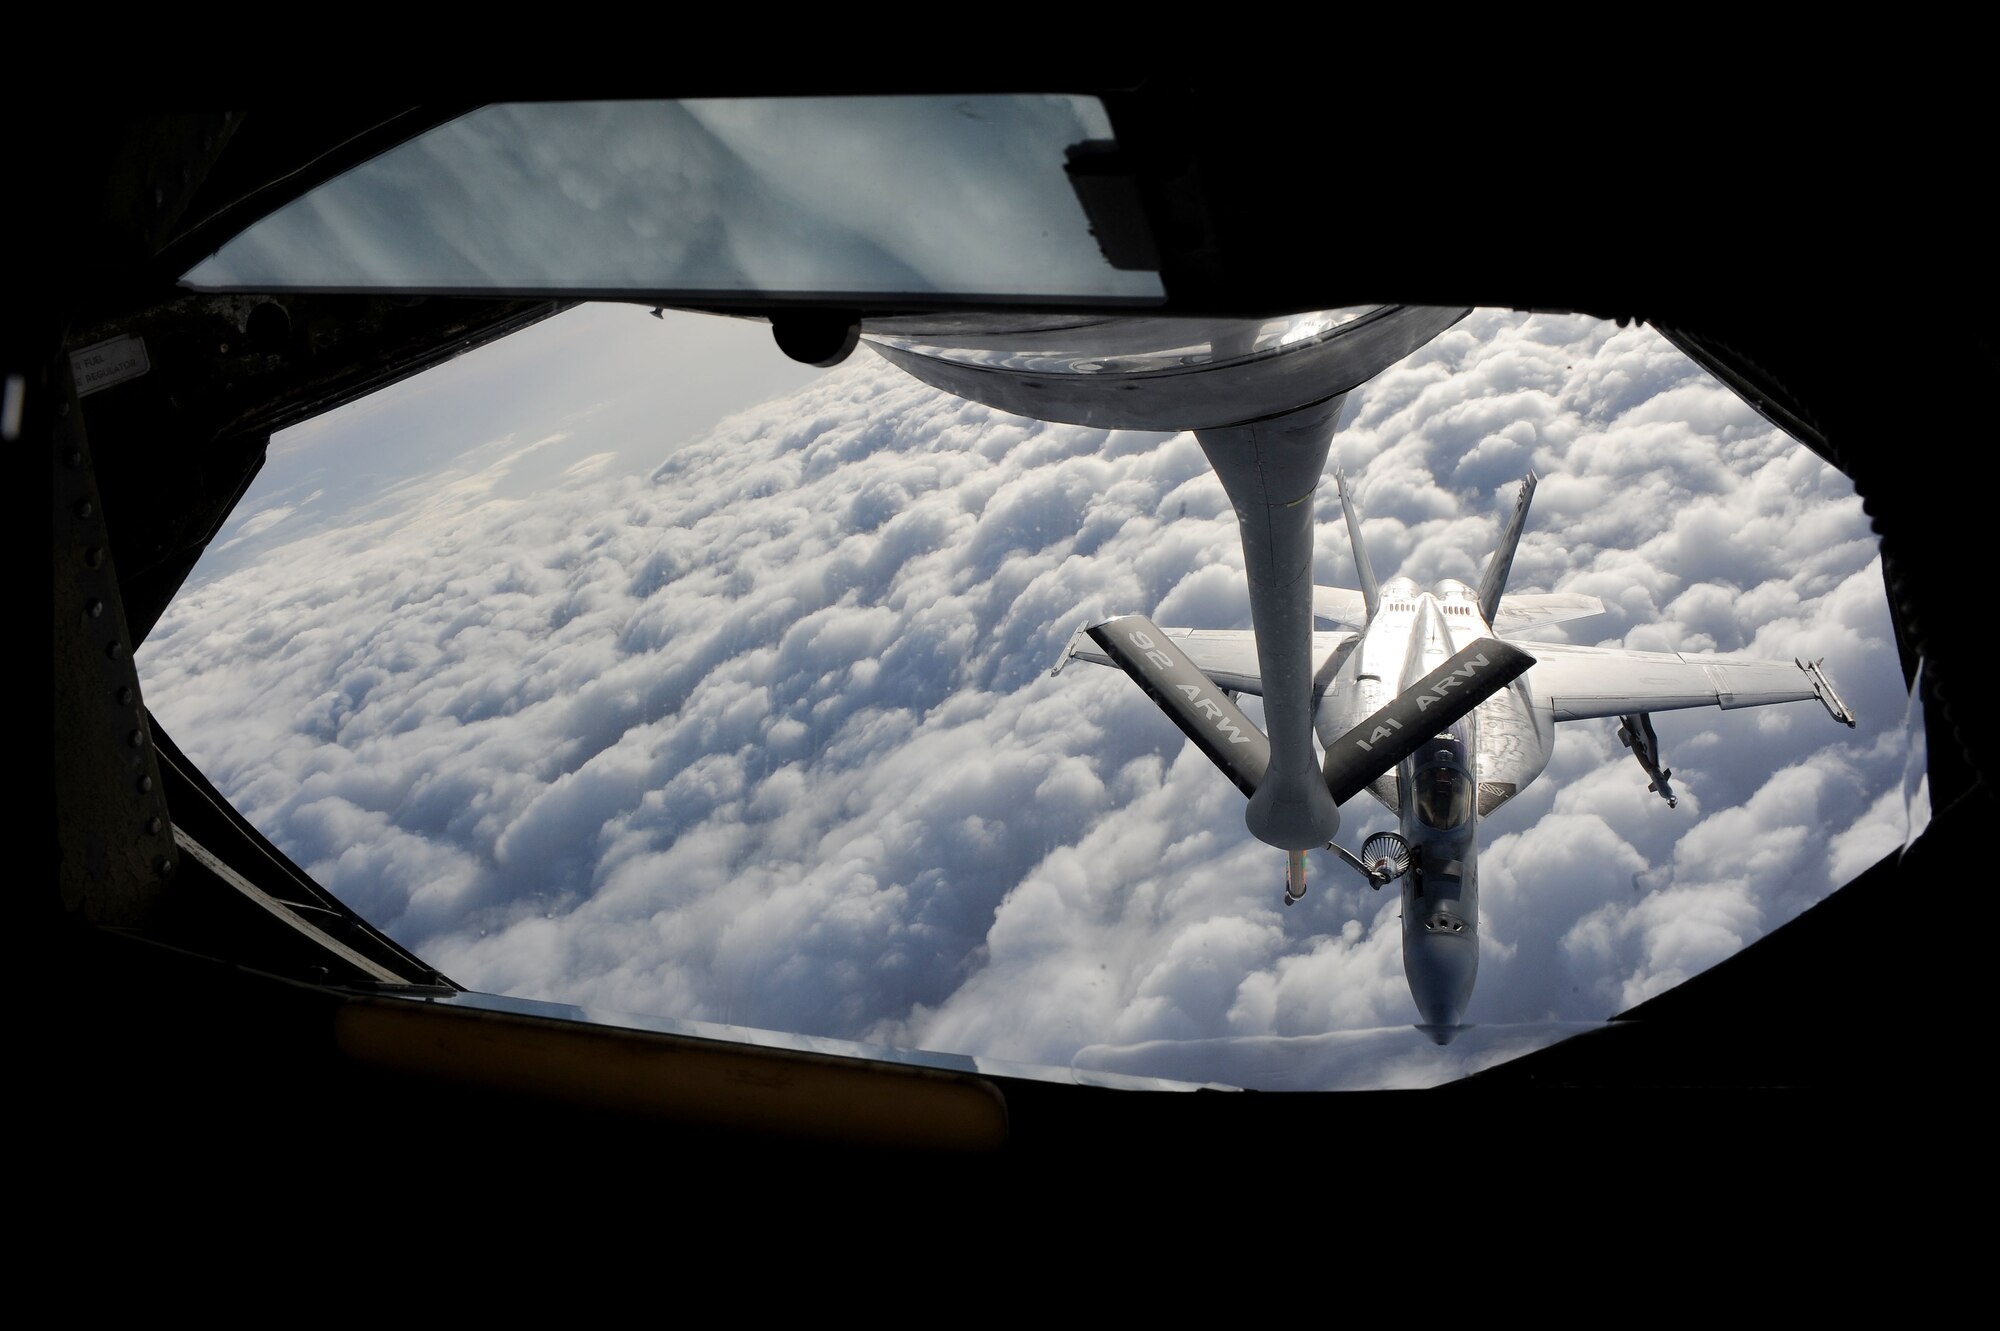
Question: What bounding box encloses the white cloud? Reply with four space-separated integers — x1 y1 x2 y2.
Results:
137 309 1908 1087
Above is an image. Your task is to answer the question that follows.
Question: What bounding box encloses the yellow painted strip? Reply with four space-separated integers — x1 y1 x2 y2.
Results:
336 999 1010 1152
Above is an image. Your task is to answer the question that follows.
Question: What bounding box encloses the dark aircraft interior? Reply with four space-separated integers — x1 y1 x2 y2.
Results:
31 88 1984 1217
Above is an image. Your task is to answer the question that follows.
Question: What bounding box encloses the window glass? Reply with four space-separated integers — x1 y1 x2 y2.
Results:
182 97 1163 303
134 303 1911 1091
1416 766 1474 830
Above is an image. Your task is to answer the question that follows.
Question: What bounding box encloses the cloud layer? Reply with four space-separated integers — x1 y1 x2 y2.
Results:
138 309 1911 1085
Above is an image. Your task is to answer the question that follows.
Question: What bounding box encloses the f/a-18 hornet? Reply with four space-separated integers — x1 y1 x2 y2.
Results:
867 306 1855 1042
1054 469 1855 1040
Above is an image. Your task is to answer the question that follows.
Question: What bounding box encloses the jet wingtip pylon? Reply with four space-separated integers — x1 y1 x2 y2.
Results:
1798 657 1857 727
1050 621 1092 676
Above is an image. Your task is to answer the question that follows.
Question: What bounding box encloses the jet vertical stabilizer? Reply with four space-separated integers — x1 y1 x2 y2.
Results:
1476 471 1538 625
1334 469 1380 621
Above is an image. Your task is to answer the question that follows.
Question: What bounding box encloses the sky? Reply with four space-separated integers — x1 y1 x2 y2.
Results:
135 302 1917 1090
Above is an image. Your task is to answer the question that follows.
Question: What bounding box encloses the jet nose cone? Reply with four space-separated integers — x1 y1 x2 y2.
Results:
1404 920 1478 1030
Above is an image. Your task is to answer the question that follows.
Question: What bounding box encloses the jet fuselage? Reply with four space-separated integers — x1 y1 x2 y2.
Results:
1314 575 1555 1032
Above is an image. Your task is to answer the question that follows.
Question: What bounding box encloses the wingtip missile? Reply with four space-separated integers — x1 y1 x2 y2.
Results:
1798 657 1857 727
1050 622 1090 677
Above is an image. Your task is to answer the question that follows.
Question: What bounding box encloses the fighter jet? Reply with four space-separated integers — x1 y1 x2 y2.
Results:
1053 470 1857 1041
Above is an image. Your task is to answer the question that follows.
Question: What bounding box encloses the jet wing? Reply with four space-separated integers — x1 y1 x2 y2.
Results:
1055 626 1355 698
1312 586 1369 630
1490 591 1606 635
1519 641 1849 723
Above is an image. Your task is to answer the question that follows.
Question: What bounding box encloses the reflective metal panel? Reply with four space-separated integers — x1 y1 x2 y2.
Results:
865 307 1381 373
865 304 1470 430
